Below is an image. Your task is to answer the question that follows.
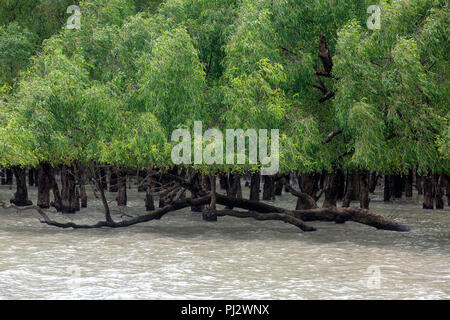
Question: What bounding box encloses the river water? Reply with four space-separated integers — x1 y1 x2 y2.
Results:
0 184 449 299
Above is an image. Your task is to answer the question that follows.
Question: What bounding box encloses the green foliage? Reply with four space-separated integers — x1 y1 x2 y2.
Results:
333 0 449 174
0 0 447 176
136 27 207 134
0 23 36 86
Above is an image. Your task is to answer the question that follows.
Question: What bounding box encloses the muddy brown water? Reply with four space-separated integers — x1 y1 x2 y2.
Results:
0 184 449 299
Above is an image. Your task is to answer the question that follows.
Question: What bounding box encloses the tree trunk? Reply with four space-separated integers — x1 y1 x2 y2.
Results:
49 166 62 212
446 175 450 206
263 175 274 200
28 168 35 187
249 172 260 201
235 176 242 199
384 175 392 202
3 168 13 185
80 184 87 208
37 162 51 209
359 170 370 209
434 174 444 210
225 173 242 209
117 169 127 206
203 175 217 221
61 165 77 213
219 173 228 190
404 170 413 198
298 172 319 197
322 171 339 208
414 169 423 195
109 168 118 192
145 191 155 211
137 170 146 192
392 174 403 198
337 171 346 200
190 174 203 212
422 174 434 209
75 164 87 209
368 171 378 193
343 170 358 207
274 176 283 196
99 167 107 190
10 166 32 206
96 171 112 223
34 169 39 187
74 186 80 212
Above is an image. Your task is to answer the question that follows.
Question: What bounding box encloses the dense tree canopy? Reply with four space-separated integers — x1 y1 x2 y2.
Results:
0 0 448 223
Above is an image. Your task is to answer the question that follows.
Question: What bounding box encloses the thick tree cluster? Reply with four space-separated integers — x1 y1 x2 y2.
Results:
0 0 448 233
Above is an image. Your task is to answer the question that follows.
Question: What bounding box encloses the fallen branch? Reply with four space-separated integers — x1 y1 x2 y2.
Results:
292 207 411 232
1 190 411 232
213 194 410 232
216 210 316 232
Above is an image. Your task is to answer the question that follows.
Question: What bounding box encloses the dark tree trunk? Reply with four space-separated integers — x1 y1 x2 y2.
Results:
349 171 360 201
297 172 320 209
219 173 228 190
249 172 261 201
117 169 127 206
392 174 403 198
274 176 283 196
159 195 166 208
319 172 325 191
145 190 155 211
95 170 112 223
109 168 118 192
190 174 203 212
322 171 339 208
225 173 242 209
384 175 392 202
423 174 434 209
337 171 346 200
414 169 423 195
404 170 413 198
37 162 51 209
284 173 294 193
4 168 13 185
34 169 39 187
28 168 35 186
203 175 217 221
144 171 154 211
434 174 444 210
10 166 32 206
343 170 359 207
61 165 77 213
235 175 242 199
368 171 378 193
74 186 80 211
80 184 87 208
225 173 233 197
298 173 319 197
137 170 147 192
75 164 87 209
49 166 62 212
446 175 450 206
359 170 370 209
99 167 107 190
200 173 210 192
263 175 274 200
